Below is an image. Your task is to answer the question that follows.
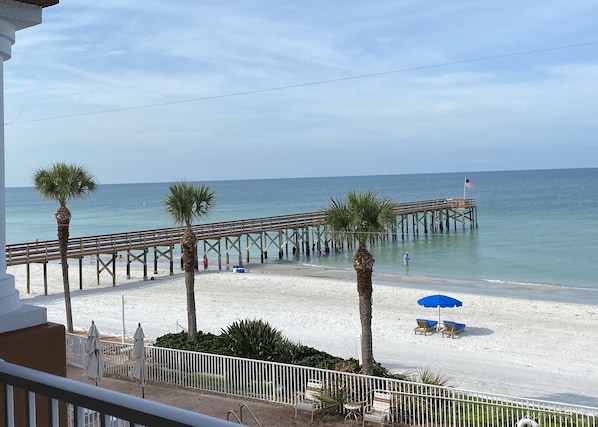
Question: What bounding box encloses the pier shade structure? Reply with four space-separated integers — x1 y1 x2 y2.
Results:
7 198 476 293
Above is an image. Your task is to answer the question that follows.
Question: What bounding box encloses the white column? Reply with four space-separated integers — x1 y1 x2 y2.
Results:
0 1 47 333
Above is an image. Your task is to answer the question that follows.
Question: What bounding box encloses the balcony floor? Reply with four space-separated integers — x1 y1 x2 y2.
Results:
67 365 350 426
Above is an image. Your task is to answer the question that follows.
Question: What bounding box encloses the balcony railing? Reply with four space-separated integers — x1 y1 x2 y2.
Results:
0 359 238 427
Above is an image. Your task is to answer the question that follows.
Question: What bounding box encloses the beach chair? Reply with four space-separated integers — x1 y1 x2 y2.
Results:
413 318 438 335
362 391 392 426
441 320 466 338
295 379 322 422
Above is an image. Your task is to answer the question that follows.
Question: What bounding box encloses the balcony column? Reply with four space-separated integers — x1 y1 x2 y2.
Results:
0 5 65 425
0 1 47 333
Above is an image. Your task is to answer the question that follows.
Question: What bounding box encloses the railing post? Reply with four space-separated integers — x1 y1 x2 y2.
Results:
26 260 30 294
80 257 84 289
26 391 35 426
6 384 15 427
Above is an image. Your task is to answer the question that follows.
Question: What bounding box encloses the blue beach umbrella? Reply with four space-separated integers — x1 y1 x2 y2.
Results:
417 294 462 330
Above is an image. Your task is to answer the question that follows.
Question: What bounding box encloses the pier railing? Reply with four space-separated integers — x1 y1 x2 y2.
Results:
6 212 326 266
395 197 475 214
6 198 475 266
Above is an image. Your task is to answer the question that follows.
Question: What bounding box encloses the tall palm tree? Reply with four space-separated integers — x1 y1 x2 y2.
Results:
324 190 396 375
165 181 215 342
33 163 97 333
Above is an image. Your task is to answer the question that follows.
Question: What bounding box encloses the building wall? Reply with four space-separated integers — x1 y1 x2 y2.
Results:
0 322 67 427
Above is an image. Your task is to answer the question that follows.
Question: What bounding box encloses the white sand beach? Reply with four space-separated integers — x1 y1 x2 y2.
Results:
9 261 598 408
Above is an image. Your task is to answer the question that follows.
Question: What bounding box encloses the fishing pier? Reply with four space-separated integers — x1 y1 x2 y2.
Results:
6 198 476 293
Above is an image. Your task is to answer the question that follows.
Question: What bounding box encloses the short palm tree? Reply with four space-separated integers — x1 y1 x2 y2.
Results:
166 181 215 342
33 163 97 333
324 190 396 375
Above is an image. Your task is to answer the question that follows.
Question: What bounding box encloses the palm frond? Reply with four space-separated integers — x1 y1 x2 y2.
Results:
409 367 453 387
324 190 396 244
166 181 216 228
33 163 97 206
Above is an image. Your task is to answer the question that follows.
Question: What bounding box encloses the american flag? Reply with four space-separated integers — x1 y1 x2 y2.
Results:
464 178 474 189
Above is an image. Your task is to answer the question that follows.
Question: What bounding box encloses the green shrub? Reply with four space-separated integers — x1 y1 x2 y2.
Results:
154 330 222 353
291 344 349 370
153 318 432 381
219 319 296 362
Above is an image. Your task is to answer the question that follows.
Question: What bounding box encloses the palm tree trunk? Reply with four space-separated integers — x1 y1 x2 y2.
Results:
181 228 198 341
354 244 374 375
56 205 74 333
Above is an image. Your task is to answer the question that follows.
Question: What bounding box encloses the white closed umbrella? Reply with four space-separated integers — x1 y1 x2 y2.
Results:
84 320 103 386
129 322 147 398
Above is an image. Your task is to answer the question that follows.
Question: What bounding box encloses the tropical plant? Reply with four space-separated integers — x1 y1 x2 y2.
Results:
165 181 215 341
324 190 396 375
410 367 453 387
219 319 296 362
316 382 349 418
398 367 454 423
33 163 97 333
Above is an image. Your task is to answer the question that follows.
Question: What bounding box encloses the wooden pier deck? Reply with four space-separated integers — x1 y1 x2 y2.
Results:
6 198 476 292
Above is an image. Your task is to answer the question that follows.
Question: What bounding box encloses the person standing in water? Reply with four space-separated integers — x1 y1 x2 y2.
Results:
403 252 410 266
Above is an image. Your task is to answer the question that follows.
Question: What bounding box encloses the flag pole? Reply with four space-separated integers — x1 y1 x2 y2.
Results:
462 178 469 229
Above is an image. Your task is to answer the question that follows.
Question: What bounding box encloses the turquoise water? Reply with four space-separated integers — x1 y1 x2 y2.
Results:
6 168 598 293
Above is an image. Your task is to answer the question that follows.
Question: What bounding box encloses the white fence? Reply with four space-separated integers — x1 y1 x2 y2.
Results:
67 334 598 426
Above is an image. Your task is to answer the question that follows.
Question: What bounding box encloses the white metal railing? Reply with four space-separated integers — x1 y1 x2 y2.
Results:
67 334 598 426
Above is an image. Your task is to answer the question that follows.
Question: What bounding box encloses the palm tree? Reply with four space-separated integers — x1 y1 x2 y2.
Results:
165 181 215 341
33 163 97 333
324 190 396 375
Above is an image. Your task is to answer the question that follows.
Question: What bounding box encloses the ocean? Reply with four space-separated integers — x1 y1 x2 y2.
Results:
5 168 598 299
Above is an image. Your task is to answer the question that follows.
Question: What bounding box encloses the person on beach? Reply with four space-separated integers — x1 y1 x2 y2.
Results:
403 252 410 266
203 254 209 271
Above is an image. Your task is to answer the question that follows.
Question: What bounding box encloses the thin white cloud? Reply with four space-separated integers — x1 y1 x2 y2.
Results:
3 1 598 186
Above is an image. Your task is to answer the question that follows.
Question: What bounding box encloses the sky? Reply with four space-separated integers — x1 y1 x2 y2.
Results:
3 1 598 187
